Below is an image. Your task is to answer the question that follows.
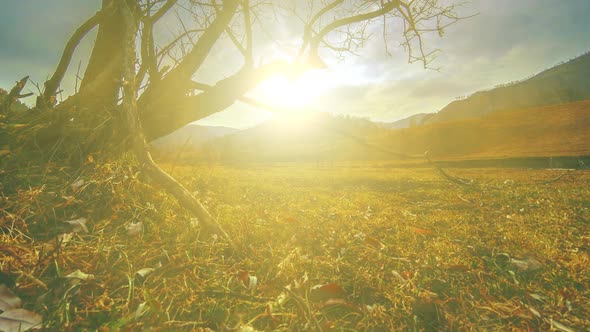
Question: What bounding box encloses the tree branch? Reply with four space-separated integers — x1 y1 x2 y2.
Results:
142 60 289 140
120 0 230 241
37 9 106 108
309 1 401 53
160 0 239 83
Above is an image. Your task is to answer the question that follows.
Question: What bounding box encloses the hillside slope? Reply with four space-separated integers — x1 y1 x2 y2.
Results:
151 124 238 147
204 112 399 162
380 113 434 129
387 99 590 159
424 52 590 125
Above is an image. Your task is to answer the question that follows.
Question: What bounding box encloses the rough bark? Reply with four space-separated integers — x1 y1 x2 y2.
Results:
79 0 139 111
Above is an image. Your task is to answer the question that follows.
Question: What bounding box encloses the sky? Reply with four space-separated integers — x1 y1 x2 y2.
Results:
1 0 589 129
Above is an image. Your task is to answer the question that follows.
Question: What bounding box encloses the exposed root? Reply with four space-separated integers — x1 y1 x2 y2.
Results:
425 151 478 188
425 151 571 189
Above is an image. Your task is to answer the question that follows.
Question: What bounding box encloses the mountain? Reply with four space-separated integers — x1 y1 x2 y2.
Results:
203 112 398 162
150 124 238 148
424 52 590 125
380 113 434 129
386 99 590 159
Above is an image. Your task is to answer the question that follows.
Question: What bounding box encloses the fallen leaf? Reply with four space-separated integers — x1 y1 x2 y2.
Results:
135 302 149 319
0 308 42 332
70 179 84 191
63 217 88 233
0 284 22 311
57 232 73 245
246 276 258 290
322 298 354 308
136 268 155 278
237 270 249 284
510 257 542 272
65 270 95 281
401 271 415 280
411 226 433 235
310 283 346 302
237 271 257 290
126 222 143 237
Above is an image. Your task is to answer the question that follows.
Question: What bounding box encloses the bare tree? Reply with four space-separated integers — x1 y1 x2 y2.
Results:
1 0 464 239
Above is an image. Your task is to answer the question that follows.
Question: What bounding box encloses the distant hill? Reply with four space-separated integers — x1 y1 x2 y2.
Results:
380 113 434 129
202 112 399 162
150 124 238 148
386 99 590 159
424 52 590 125
177 100 590 163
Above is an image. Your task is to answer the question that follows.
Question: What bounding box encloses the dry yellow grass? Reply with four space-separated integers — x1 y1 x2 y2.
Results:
1 161 589 330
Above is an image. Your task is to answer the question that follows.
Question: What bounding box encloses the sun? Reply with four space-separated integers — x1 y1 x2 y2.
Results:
252 70 331 109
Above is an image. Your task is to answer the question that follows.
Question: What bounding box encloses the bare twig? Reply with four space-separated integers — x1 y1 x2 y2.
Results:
2 76 30 111
38 8 107 108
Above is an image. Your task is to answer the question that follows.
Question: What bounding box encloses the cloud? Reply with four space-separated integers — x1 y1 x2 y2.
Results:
1 0 589 126
307 0 590 123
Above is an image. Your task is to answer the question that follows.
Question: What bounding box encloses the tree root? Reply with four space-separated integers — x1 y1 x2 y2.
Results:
425 151 571 189
425 151 478 188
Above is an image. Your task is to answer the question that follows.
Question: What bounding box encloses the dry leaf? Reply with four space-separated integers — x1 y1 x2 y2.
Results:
310 283 346 302
63 217 88 233
65 270 95 281
246 276 258 290
135 302 149 319
401 271 415 280
411 226 433 235
57 232 73 245
0 308 42 332
237 271 258 290
510 257 542 272
136 268 155 278
0 284 22 311
126 222 143 237
70 179 84 191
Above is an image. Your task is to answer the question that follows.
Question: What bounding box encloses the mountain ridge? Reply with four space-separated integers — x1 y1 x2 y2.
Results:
423 51 590 125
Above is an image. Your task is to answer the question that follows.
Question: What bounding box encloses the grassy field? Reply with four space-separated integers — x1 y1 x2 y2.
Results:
2 161 590 330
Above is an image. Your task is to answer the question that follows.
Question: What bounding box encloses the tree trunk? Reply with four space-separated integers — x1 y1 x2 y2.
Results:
79 0 139 112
